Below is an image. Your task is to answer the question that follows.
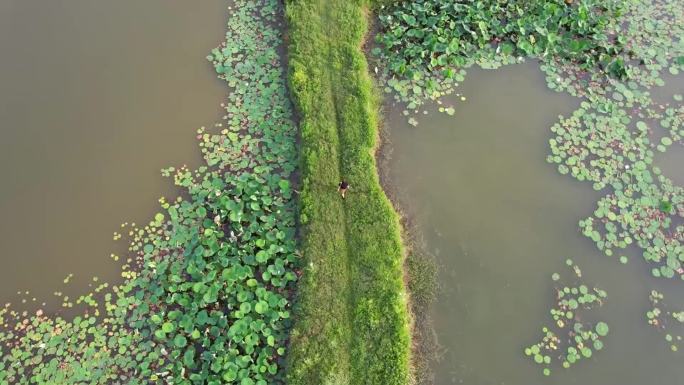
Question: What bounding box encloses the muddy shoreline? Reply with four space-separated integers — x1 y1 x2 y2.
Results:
375 88 440 385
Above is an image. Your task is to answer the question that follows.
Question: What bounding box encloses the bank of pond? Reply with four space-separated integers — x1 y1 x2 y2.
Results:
1 0 683 385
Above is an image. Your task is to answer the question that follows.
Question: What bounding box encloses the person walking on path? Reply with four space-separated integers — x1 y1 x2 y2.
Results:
338 180 350 199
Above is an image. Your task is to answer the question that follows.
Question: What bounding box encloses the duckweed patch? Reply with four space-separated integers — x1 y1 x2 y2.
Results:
0 1 299 384
524 260 609 376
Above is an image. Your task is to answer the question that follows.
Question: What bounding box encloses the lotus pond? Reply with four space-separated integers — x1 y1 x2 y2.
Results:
382 62 684 384
376 0 684 383
1 0 683 384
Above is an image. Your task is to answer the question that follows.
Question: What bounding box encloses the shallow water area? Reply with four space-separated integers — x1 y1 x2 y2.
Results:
384 63 684 385
0 0 226 312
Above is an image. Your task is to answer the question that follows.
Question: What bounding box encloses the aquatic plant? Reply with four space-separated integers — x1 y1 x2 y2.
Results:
646 290 684 352
375 0 684 369
0 1 299 384
543 0 684 98
548 91 684 280
372 0 624 112
524 259 609 376
371 0 684 377
542 1 684 284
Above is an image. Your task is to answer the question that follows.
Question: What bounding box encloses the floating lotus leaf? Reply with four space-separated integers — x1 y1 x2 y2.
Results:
525 262 608 375
596 322 610 337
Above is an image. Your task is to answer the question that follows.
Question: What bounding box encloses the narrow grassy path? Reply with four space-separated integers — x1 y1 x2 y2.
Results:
285 0 410 384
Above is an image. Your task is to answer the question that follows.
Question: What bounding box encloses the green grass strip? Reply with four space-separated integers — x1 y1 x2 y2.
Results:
284 1 410 384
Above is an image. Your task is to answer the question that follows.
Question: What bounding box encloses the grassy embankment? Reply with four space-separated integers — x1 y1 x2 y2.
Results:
284 0 410 384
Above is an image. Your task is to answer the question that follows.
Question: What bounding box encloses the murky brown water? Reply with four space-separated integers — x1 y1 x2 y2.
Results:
655 73 684 186
385 63 684 385
0 0 226 311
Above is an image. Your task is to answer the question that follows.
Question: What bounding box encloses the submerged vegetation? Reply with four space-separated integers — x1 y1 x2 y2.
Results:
525 260 609 376
284 0 410 383
1 1 299 383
